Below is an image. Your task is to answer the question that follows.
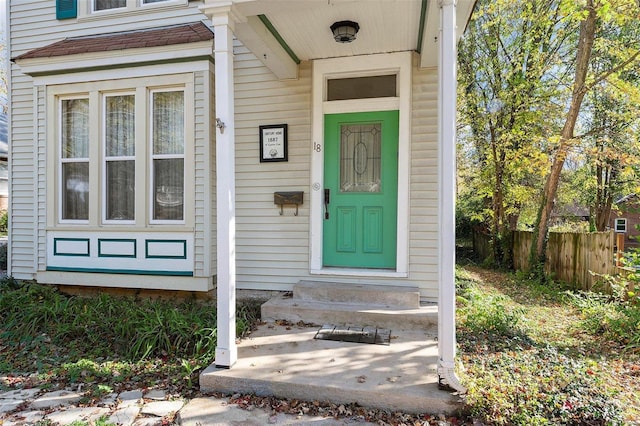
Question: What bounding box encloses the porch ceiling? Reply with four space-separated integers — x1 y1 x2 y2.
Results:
202 0 475 78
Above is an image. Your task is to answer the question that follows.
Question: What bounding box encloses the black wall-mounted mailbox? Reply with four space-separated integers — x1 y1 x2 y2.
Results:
274 191 303 216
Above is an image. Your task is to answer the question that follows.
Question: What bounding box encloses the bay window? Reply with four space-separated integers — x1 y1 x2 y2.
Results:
60 98 90 222
151 90 185 222
104 94 135 222
94 0 126 11
52 76 192 228
87 0 179 14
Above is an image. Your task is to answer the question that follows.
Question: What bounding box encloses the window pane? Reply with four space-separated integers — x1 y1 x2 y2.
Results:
153 158 184 221
61 99 89 159
106 160 135 221
106 95 135 157
340 123 381 192
94 0 126 10
327 75 396 101
62 162 89 220
153 91 184 155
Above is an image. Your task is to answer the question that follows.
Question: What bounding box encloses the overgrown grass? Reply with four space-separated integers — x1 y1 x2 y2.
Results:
0 278 260 395
457 266 639 425
564 290 640 353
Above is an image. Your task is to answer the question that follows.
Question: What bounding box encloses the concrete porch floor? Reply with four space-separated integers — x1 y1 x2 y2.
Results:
200 322 464 415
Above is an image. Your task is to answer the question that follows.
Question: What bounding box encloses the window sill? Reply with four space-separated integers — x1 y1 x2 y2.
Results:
47 225 194 233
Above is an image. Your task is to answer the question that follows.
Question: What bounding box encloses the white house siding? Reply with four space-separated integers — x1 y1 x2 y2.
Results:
233 43 312 291
193 69 214 278
36 85 46 272
232 48 440 301
9 73 41 277
10 2 440 299
9 1 210 281
410 67 440 301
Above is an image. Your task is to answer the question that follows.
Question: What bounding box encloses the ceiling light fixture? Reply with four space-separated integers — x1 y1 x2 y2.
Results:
330 20 360 43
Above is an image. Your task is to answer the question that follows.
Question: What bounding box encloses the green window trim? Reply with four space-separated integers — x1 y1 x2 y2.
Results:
53 237 90 257
97 238 137 258
145 239 188 259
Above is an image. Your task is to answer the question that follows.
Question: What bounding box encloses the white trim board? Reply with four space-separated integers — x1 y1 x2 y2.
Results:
36 271 212 292
310 51 412 277
46 230 195 275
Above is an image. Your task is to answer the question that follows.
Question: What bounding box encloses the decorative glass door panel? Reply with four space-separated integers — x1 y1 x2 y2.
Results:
323 111 398 269
340 123 381 193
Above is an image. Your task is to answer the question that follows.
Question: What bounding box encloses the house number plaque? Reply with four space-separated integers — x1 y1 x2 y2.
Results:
260 124 288 162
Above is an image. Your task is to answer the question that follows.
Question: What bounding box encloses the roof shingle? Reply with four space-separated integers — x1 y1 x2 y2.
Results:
14 22 214 61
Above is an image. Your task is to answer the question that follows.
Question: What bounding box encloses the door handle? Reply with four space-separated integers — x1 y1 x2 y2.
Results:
324 189 330 219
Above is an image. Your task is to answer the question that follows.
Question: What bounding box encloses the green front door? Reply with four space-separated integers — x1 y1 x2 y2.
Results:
323 111 399 269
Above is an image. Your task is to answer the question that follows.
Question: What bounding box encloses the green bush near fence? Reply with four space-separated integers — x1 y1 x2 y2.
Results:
457 266 630 425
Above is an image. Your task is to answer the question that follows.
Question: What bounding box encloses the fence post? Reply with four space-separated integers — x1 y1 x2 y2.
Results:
616 233 625 267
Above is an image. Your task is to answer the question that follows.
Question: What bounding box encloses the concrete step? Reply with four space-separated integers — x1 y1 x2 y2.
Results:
200 323 460 415
261 296 437 331
294 280 420 309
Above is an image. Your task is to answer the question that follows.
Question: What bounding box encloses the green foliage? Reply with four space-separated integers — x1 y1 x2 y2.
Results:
458 267 628 424
457 0 571 253
565 290 640 353
0 210 7 234
463 346 623 425
59 359 130 384
0 278 256 369
459 0 640 263
458 283 525 340
0 277 261 396
68 416 115 426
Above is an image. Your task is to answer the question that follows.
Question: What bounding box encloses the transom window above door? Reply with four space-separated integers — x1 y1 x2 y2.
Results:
327 74 397 101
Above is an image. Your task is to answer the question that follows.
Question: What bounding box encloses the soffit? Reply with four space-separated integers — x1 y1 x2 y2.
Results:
229 0 425 61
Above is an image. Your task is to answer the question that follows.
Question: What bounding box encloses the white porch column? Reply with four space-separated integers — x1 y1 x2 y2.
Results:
437 0 465 392
203 5 238 368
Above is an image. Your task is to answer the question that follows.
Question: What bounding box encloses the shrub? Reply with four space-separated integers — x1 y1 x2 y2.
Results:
565 290 640 352
457 278 528 352
0 280 257 367
0 210 7 234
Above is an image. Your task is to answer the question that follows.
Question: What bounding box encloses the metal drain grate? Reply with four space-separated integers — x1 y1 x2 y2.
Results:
314 325 391 345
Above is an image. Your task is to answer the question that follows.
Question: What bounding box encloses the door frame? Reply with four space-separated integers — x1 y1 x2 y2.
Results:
310 52 412 277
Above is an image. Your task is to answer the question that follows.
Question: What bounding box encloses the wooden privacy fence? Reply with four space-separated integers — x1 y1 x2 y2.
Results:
472 229 492 262
512 230 616 290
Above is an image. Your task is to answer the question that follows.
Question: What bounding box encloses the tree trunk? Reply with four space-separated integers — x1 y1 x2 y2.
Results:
595 196 613 231
490 124 506 266
594 162 614 231
532 0 597 264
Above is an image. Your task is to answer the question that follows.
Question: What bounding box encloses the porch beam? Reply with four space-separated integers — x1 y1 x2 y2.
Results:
201 3 238 368
233 15 298 80
437 0 465 393
419 0 440 68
